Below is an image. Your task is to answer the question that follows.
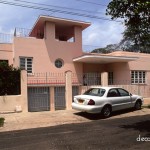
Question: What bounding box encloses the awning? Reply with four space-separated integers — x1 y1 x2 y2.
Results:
73 54 138 64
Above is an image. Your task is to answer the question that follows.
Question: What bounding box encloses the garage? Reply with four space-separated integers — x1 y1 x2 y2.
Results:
28 87 50 112
54 86 66 110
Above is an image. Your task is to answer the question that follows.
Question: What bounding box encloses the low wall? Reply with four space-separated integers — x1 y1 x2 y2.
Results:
0 70 27 113
0 95 25 112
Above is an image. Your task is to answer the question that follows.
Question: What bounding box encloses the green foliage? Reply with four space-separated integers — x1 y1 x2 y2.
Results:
0 62 21 96
0 117 5 127
92 44 117 53
106 0 150 53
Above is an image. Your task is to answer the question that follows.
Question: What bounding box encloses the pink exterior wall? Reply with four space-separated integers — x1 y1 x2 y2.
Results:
108 52 150 83
13 21 83 74
0 44 13 65
105 62 131 83
83 63 105 73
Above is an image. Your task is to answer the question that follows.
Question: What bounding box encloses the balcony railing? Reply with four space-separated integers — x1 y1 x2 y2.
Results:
14 27 31 37
0 33 13 43
14 27 44 39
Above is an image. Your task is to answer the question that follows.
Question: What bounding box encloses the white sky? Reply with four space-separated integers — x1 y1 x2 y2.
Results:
0 0 125 50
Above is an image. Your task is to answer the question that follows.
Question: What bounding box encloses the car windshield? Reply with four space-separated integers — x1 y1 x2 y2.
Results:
83 88 106 97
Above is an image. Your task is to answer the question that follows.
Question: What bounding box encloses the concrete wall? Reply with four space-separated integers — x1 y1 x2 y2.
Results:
0 43 13 65
0 71 27 113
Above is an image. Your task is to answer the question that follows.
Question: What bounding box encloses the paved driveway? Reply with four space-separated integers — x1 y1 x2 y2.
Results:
0 107 150 132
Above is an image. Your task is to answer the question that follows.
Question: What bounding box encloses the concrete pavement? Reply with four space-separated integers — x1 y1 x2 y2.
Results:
0 98 150 132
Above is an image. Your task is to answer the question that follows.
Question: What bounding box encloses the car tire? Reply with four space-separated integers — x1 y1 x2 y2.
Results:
101 106 111 118
134 100 142 110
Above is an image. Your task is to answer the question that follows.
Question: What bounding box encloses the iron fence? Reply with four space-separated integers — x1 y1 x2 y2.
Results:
72 73 101 86
27 72 65 86
0 33 13 43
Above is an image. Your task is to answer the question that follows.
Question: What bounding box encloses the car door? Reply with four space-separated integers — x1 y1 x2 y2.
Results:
117 88 132 109
107 88 123 111
107 88 132 111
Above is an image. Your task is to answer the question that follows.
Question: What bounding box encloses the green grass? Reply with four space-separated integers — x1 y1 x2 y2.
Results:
147 105 150 109
142 105 150 109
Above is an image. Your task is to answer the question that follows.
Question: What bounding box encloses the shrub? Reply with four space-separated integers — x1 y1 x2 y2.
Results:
0 117 5 127
0 62 21 96
147 105 150 109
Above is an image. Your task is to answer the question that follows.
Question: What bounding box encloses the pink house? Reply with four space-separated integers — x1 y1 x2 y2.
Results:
0 15 150 112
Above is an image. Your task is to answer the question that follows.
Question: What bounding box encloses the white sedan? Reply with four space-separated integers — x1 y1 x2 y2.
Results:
72 87 143 118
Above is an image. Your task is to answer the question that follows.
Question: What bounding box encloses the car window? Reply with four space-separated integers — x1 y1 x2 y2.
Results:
118 88 130 96
84 88 105 97
107 89 120 97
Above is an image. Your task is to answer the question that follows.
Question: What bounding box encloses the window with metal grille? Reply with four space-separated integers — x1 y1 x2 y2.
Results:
20 57 33 73
131 71 146 84
108 72 113 85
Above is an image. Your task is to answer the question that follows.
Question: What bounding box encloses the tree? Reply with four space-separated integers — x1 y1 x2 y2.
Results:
91 44 117 53
106 0 150 53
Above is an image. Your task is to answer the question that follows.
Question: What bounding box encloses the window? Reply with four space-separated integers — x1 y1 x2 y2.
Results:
118 88 130 96
107 89 119 97
84 88 106 97
55 59 63 68
131 71 146 84
108 72 113 85
20 57 33 73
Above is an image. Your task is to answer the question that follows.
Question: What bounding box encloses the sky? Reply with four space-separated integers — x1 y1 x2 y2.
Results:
0 0 125 51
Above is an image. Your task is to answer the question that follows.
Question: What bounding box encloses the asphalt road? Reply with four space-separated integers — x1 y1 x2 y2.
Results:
0 111 150 150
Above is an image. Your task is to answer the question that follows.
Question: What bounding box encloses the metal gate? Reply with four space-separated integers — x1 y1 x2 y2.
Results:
72 86 79 101
28 87 50 112
54 86 66 110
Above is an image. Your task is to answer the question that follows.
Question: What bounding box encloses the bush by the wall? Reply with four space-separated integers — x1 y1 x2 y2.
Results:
0 117 5 127
0 62 21 96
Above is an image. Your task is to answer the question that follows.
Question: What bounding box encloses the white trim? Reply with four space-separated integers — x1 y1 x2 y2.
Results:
73 55 138 64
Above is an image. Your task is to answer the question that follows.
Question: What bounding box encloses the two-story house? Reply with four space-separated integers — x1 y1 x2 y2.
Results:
0 15 150 112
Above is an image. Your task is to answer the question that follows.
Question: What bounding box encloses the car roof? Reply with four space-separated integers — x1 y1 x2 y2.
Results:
90 87 119 90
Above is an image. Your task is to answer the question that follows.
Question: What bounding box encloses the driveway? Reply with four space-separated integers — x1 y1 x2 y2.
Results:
0 107 150 132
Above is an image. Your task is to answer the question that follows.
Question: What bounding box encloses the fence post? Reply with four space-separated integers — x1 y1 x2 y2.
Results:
65 71 72 110
50 87 55 111
101 72 108 86
21 70 28 112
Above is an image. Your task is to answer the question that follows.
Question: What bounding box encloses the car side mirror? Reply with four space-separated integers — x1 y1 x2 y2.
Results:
130 93 132 96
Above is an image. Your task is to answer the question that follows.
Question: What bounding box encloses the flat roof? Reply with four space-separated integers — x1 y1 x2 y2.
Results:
73 54 138 64
31 15 91 32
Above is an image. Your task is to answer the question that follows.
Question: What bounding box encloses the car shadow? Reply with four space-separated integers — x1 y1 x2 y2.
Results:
120 120 150 137
74 108 141 121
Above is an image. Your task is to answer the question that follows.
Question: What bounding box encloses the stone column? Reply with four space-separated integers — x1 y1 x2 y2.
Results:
101 72 108 86
21 70 28 112
50 87 55 111
65 71 72 110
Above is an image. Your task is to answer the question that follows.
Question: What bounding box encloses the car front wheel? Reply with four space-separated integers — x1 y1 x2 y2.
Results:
101 106 111 118
135 100 142 110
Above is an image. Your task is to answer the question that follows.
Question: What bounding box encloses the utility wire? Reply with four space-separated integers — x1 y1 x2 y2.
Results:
14 0 105 15
75 0 107 6
0 0 122 22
